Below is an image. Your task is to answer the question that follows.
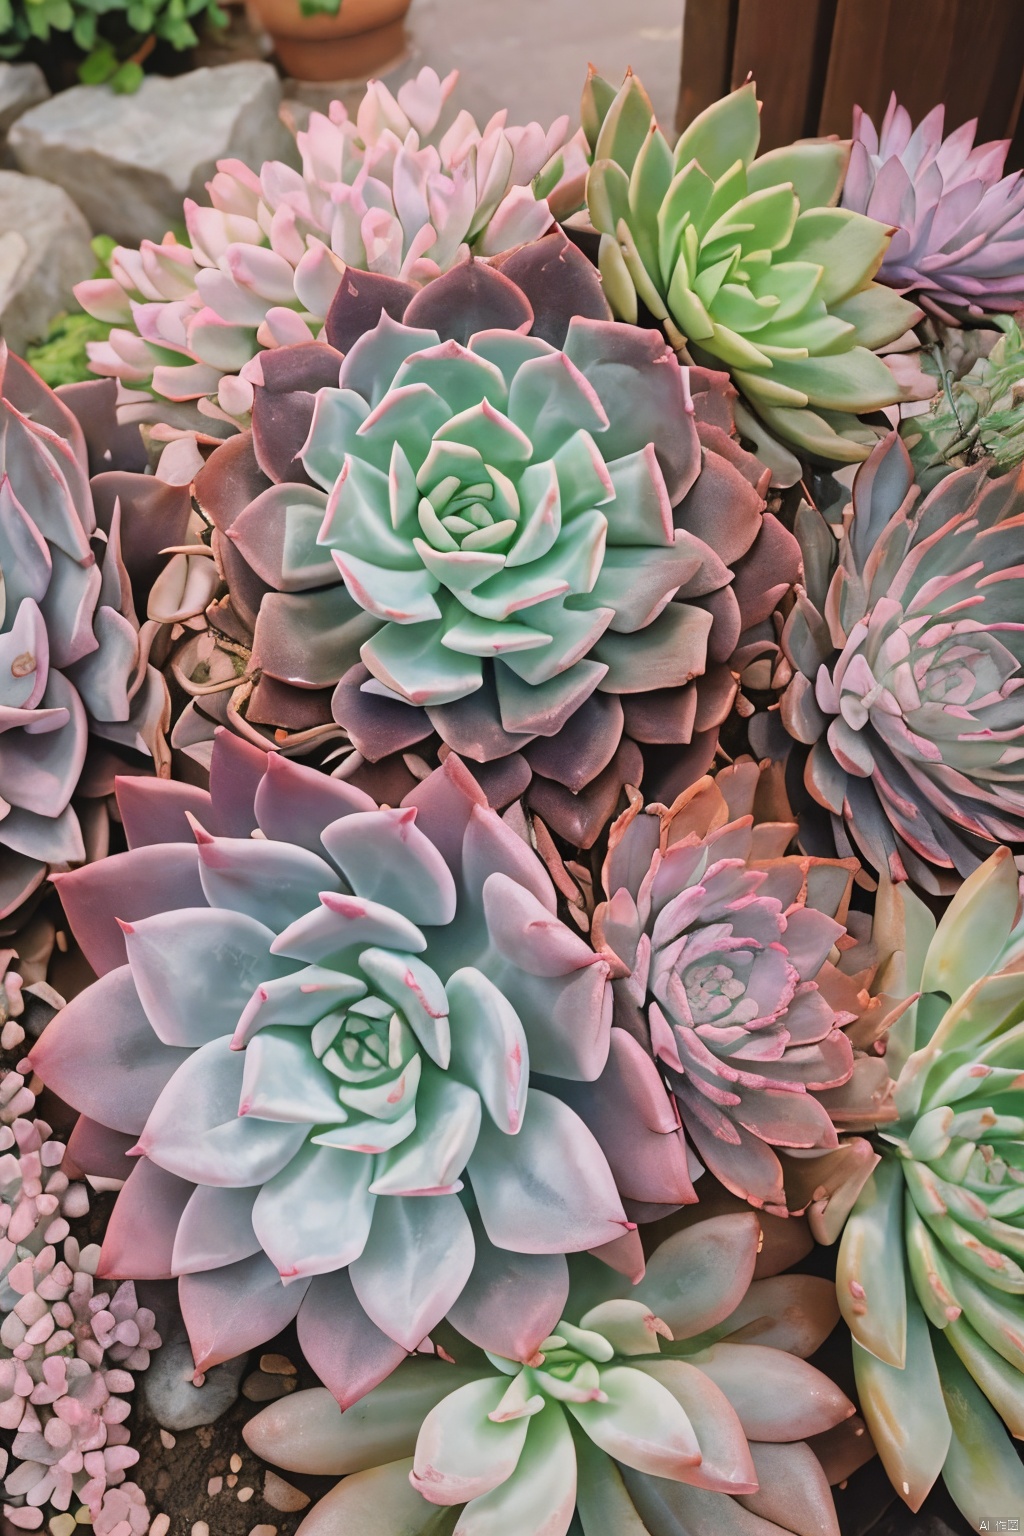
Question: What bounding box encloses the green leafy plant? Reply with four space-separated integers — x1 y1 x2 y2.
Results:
0 0 226 91
26 236 116 389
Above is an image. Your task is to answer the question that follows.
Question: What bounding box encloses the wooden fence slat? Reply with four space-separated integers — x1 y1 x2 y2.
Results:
675 0 738 135
732 0 837 147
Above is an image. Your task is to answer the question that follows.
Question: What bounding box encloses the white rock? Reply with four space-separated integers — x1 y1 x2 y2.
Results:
0 171 94 354
0 62 49 141
9 63 296 245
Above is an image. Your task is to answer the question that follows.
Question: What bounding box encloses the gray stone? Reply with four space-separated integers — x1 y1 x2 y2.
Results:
0 63 49 144
9 63 296 245
143 1336 248 1431
0 171 94 354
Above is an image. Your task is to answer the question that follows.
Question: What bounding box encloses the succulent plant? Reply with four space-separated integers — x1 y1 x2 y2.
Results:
582 74 921 464
0 348 185 921
92 1481 150 1536
778 430 1024 892
1 1067 89 1287
0 1061 156 1529
1 1240 153 1520
244 1210 855 1536
176 247 796 847
842 95 1024 322
902 315 1024 489
30 730 636 1397
838 848 1024 1529
77 68 587 429
564 759 895 1231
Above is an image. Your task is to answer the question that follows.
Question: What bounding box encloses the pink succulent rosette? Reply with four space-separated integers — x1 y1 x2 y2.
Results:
31 733 640 1402
564 761 894 1229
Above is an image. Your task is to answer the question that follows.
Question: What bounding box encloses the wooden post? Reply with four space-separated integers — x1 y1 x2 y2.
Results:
676 0 1024 166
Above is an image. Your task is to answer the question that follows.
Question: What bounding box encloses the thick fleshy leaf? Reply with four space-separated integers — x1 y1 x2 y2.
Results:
469 1089 628 1254
243 1368 486 1476
637 1214 760 1338
453 1401 576 1536
446 1220 569 1362
690 1343 854 1440
410 1375 529 1504
139 1037 308 1186
29 966 188 1136
252 1141 376 1279
349 1193 475 1351
289 1459 438 1536
568 1364 702 1477
297 1268 408 1410
180 1251 311 1373
852 1289 951 1512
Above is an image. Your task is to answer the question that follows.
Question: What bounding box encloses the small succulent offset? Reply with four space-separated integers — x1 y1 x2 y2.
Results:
184 249 792 846
903 316 1024 488
31 733 631 1397
0 347 175 921
245 1212 855 1536
838 849 1024 1530
842 94 1024 321
571 760 894 1228
77 67 586 427
583 73 920 463
779 431 1024 892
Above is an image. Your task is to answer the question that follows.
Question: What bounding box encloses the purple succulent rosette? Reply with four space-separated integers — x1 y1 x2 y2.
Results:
31 733 635 1400
0 350 181 920
180 238 795 847
562 761 895 1228
842 94 1024 321
778 432 1024 892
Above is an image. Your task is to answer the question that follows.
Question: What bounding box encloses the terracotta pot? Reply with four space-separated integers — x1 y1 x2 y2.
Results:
253 0 412 80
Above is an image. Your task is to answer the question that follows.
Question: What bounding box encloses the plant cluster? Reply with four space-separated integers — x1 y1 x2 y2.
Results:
5 64 1024 1536
1 1063 158 1531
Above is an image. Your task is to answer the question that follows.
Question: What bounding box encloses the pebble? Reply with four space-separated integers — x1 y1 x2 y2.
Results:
249 1528 278 1536
208 1476 223 1496
258 1353 296 1376
159 1429 176 1450
230 1454 242 1474
192 1525 210 1536
237 1488 254 1503
242 1369 296 1402
227 1475 238 1488
48 1517 76 1536
262 1472 310 1514
144 1340 247 1430
150 1518 170 1536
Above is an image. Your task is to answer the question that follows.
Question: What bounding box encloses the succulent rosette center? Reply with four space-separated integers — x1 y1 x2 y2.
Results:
303 311 705 723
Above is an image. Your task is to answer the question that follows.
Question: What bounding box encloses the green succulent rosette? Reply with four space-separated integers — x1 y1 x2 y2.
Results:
245 1213 856 1535
583 74 922 464
838 847 1024 1528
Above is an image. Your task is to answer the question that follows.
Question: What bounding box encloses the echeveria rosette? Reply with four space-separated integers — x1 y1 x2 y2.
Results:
571 759 894 1229
29 731 634 1398
76 67 586 430
583 74 921 464
779 431 1024 893
186 249 788 847
244 1211 855 1536
837 849 1024 1529
0 348 178 921
842 95 1024 322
